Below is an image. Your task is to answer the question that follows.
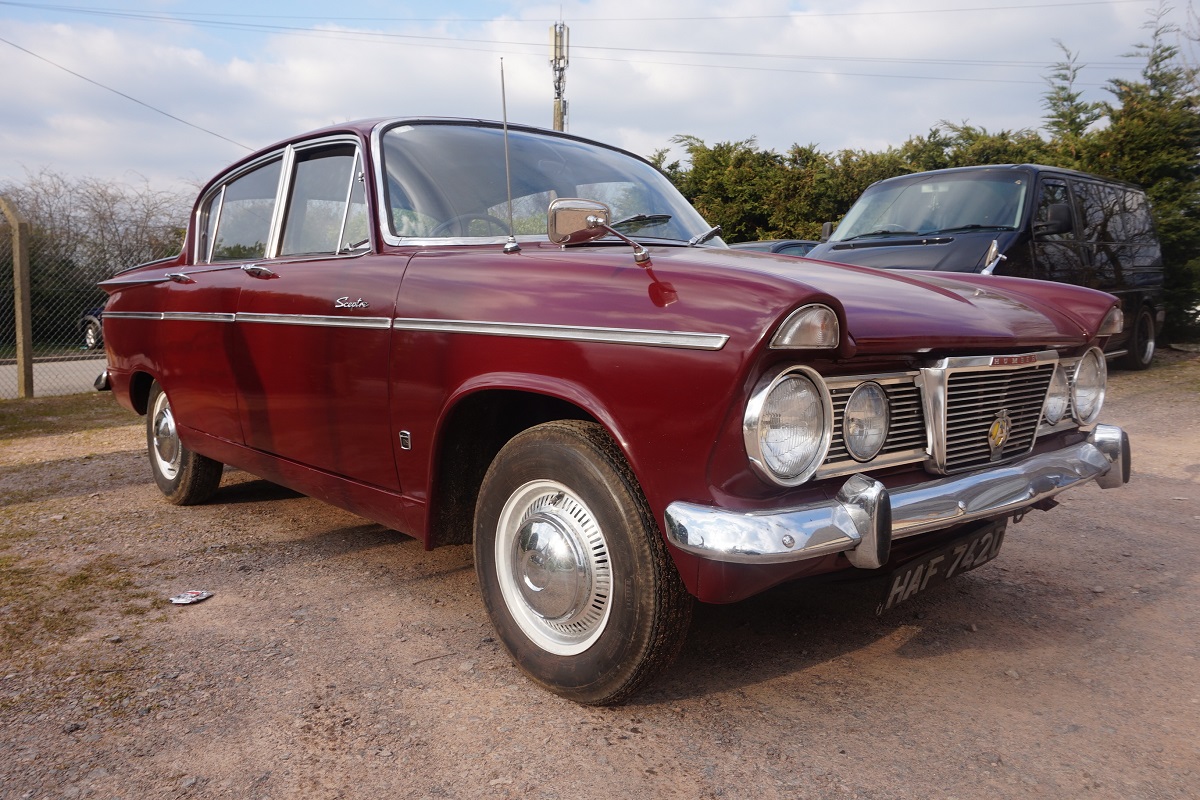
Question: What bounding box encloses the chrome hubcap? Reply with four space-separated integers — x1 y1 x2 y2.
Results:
496 480 612 655
1140 315 1155 363
151 391 181 480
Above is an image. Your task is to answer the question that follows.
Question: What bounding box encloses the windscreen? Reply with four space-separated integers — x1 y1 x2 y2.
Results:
832 170 1030 241
379 123 713 241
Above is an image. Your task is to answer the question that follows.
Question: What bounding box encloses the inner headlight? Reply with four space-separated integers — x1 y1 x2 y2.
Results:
843 382 890 462
1071 348 1107 424
1043 365 1069 426
744 366 832 485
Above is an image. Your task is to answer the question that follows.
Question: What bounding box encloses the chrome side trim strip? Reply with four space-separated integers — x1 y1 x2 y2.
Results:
102 311 167 321
104 310 389 330
165 312 235 323
238 312 393 330
664 424 1128 565
392 317 729 350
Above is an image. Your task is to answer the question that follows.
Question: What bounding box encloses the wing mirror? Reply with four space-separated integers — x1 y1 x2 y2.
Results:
547 197 651 264
1034 203 1073 237
547 198 612 245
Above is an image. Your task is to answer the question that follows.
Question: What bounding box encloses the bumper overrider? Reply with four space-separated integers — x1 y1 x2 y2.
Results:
665 424 1130 570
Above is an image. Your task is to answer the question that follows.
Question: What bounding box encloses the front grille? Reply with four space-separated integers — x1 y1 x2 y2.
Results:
942 361 1055 472
814 352 1063 479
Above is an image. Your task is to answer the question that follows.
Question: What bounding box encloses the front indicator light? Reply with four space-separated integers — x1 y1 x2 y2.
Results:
771 304 840 349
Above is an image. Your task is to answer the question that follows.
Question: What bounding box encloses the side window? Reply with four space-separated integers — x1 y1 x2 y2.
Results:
1071 180 1119 243
207 159 283 262
1034 180 1074 241
280 145 367 256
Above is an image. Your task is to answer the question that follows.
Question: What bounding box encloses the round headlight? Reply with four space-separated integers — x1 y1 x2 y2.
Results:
745 367 832 485
1043 365 1069 426
843 382 890 462
1071 348 1107 424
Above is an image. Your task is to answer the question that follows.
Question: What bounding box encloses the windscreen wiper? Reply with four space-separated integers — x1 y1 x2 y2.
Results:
688 225 722 247
610 214 672 232
925 224 1016 235
839 229 920 241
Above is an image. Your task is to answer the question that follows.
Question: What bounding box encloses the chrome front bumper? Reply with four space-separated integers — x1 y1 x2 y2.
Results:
664 424 1130 570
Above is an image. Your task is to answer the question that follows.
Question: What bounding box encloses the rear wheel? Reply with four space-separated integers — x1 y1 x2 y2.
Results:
474 420 693 705
146 381 223 505
1119 305 1156 371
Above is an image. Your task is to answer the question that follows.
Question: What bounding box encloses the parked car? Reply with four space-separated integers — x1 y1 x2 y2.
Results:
728 238 819 256
97 119 1130 704
79 307 104 350
806 164 1165 370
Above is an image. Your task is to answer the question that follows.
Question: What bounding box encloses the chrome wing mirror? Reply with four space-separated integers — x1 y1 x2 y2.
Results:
547 198 651 264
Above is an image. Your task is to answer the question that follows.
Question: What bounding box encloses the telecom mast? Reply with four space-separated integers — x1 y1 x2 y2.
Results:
550 21 569 131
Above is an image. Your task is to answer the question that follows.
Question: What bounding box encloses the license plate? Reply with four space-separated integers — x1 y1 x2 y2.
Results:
877 521 1006 614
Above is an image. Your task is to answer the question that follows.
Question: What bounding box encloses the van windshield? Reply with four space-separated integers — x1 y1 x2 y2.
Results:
831 171 1030 242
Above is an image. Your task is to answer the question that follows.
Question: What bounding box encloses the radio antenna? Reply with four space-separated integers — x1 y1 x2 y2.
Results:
500 58 520 254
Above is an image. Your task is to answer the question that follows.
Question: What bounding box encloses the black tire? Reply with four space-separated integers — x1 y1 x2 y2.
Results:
146 381 223 505
83 319 102 350
474 420 693 705
1119 305 1156 371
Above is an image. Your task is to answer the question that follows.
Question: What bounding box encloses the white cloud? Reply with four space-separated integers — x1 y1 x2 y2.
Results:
0 0 1167 197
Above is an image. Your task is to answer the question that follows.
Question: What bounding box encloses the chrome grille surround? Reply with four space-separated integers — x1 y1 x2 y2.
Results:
918 351 1058 474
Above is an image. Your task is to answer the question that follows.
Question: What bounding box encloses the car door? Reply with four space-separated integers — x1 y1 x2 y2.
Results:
228 138 403 491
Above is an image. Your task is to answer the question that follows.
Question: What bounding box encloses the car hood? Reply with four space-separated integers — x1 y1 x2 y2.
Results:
803 230 1018 272
649 246 1116 356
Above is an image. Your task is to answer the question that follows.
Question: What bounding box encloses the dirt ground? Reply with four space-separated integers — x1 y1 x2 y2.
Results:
1 351 1197 800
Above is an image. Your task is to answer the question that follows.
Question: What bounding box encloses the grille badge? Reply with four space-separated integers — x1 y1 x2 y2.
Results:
988 410 1012 459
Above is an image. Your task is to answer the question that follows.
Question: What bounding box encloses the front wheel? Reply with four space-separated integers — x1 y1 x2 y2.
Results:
146 381 223 505
1119 305 1156 371
474 420 693 705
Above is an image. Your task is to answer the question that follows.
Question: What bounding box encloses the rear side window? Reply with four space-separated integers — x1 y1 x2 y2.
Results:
1071 180 1123 243
203 159 283 262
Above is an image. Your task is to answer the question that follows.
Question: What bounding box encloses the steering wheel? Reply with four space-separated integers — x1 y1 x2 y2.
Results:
430 213 510 237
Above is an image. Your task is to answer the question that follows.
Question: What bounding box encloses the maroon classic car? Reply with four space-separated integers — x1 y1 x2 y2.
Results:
99 118 1130 704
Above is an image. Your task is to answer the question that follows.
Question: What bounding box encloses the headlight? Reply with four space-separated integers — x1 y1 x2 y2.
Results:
843 382 890 462
1043 365 1069 426
1071 348 1107 424
744 366 832 485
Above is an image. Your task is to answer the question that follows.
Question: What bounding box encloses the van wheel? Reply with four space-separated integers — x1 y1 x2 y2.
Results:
147 381 223 505
474 420 693 705
1119 306 1156 371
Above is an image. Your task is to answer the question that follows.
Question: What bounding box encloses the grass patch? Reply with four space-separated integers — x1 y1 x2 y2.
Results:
0 553 155 660
0 392 136 441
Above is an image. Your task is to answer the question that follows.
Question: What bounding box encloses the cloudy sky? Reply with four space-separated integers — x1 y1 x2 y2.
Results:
0 0 1188 195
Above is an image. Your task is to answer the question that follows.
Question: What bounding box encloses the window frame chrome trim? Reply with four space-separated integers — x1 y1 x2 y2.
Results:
195 134 365 265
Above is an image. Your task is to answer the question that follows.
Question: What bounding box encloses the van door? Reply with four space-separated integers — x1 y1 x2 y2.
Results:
1030 178 1090 286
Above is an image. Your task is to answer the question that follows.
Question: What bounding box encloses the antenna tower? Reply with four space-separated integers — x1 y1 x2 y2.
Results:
549 21 569 131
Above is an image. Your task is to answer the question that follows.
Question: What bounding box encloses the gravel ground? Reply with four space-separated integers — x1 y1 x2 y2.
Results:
1 350 1197 799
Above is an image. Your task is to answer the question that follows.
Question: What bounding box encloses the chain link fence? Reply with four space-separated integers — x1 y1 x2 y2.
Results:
2 181 186 399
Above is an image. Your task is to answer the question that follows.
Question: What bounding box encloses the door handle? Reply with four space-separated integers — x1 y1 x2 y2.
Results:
241 264 277 279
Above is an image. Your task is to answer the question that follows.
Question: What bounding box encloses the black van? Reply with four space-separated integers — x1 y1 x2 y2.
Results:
805 164 1165 369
